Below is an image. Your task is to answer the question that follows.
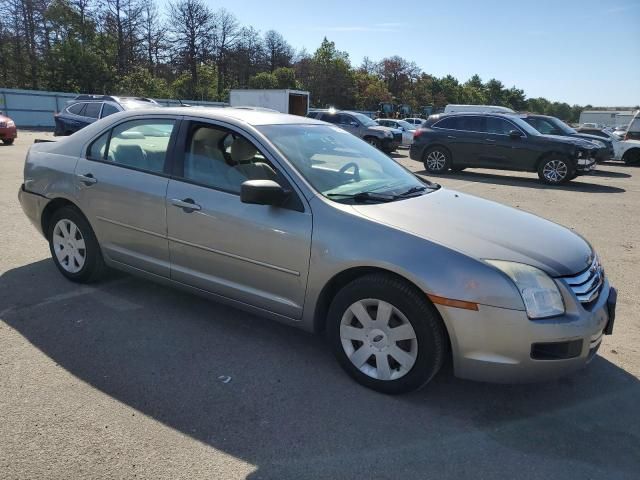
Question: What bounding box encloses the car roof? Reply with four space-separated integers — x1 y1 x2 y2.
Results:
106 106 325 126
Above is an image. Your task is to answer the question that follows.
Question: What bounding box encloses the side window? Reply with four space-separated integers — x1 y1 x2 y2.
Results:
101 103 119 118
84 102 102 119
321 114 339 124
486 117 518 135
104 119 175 173
180 124 279 194
433 117 459 130
87 131 110 160
457 116 484 132
67 103 85 115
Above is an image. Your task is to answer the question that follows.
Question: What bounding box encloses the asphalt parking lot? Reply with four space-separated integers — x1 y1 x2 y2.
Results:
1 131 639 479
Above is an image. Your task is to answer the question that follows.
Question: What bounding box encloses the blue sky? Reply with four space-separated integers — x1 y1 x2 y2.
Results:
198 0 640 106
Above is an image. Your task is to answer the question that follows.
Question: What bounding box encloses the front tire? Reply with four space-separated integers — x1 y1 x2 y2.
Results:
48 206 105 283
364 137 380 149
328 274 447 394
537 157 572 185
2 138 14 145
423 146 451 174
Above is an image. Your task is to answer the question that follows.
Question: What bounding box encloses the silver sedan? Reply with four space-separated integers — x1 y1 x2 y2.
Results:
18 107 616 393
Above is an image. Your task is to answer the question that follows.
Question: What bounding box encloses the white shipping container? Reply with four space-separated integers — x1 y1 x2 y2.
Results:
229 89 310 116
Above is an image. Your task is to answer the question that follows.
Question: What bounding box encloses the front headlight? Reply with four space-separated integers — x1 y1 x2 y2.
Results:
486 261 565 319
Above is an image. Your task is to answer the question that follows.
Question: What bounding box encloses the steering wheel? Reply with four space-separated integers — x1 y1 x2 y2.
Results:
339 162 360 181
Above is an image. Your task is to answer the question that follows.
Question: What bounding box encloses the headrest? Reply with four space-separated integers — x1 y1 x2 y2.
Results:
230 137 257 163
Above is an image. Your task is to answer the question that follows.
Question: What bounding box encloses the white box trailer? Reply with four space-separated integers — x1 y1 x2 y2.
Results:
579 110 636 128
229 89 310 116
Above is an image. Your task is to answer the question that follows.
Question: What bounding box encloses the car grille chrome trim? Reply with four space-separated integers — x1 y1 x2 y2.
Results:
563 256 605 305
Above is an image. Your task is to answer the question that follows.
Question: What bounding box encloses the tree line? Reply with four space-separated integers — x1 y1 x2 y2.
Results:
1 0 593 121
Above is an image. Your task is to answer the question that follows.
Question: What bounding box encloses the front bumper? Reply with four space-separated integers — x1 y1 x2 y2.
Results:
576 156 597 174
434 280 615 383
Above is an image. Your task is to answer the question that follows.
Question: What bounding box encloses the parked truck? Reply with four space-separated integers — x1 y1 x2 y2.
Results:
229 89 309 116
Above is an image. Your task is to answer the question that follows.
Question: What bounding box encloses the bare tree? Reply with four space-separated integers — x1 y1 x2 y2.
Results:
167 0 213 97
211 8 239 95
263 29 292 72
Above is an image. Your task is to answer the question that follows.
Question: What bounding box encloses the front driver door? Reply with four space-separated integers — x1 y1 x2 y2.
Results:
165 120 312 319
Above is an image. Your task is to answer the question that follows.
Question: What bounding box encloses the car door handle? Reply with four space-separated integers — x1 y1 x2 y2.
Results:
485 138 496 142
447 135 456 139
171 198 201 212
76 173 97 185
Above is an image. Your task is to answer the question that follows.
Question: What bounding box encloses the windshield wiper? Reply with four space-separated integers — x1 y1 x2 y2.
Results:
396 185 428 197
327 191 396 203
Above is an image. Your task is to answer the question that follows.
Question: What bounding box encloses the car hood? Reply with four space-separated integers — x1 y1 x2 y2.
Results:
537 134 599 149
368 125 397 134
573 132 611 145
352 188 592 277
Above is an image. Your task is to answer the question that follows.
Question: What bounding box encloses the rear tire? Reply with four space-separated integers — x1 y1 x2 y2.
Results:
623 149 640 166
2 138 14 145
328 273 447 394
364 137 380 149
48 206 105 283
537 157 573 185
423 146 451 174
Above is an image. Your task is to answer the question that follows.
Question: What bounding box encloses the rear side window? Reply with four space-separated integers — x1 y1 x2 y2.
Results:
86 119 176 174
67 103 85 115
321 113 340 124
84 102 102 119
433 117 458 130
101 103 119 118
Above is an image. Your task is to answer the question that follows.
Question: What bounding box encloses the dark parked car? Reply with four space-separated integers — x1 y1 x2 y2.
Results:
54 95 160 136
410 113 598 185
521 114 614 162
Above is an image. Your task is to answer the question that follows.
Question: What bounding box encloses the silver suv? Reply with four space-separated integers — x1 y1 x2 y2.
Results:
308 110 401 153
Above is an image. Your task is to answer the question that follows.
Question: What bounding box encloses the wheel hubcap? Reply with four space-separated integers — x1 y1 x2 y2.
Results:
543 160 568 182
426 150 446 170
52 219 86 273
340 299 418 381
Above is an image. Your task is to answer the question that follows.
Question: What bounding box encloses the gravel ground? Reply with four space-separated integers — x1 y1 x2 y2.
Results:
1 131 639 479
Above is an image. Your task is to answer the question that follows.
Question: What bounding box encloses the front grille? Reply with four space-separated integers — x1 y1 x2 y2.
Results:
563 256 604 307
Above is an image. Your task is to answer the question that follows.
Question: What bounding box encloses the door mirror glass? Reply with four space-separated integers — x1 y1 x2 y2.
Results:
241 179 289 206
509 129 523 138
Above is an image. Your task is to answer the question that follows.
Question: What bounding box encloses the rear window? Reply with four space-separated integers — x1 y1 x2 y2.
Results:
433 117 458 130
457 116 484 132
101 103 119 118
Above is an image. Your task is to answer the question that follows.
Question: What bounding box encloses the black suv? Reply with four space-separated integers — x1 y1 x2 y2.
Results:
410 113 598 185
521 114 614 162
54 95 160 136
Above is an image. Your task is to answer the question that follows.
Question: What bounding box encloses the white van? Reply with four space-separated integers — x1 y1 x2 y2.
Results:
444 104 515 114
625 110 640 141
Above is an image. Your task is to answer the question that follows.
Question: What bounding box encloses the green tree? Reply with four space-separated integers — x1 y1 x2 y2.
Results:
273 67 298 89
248 72 278 89
303 37 355 108
117 66 171 97
354 71 391 110
171 63 218 100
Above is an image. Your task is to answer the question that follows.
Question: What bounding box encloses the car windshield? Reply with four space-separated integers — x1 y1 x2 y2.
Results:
351 113 377 127
547 117 577 134
258 124 437 202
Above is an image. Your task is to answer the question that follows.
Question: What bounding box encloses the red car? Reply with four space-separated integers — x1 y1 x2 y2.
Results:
0 112 17 145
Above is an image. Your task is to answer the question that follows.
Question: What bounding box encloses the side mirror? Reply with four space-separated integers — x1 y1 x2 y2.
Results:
509 130 523 139
240 179 289 206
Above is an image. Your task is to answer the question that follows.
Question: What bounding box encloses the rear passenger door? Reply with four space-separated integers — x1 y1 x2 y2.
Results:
432 116 485 166
74 117 179 277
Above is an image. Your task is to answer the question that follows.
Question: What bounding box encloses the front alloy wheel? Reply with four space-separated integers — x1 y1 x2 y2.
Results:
538 158 571 184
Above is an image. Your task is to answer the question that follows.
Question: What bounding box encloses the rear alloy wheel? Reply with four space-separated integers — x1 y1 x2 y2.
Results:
538 158 572 185
423 147 451 174
48 206 105 283
328 274 446 394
